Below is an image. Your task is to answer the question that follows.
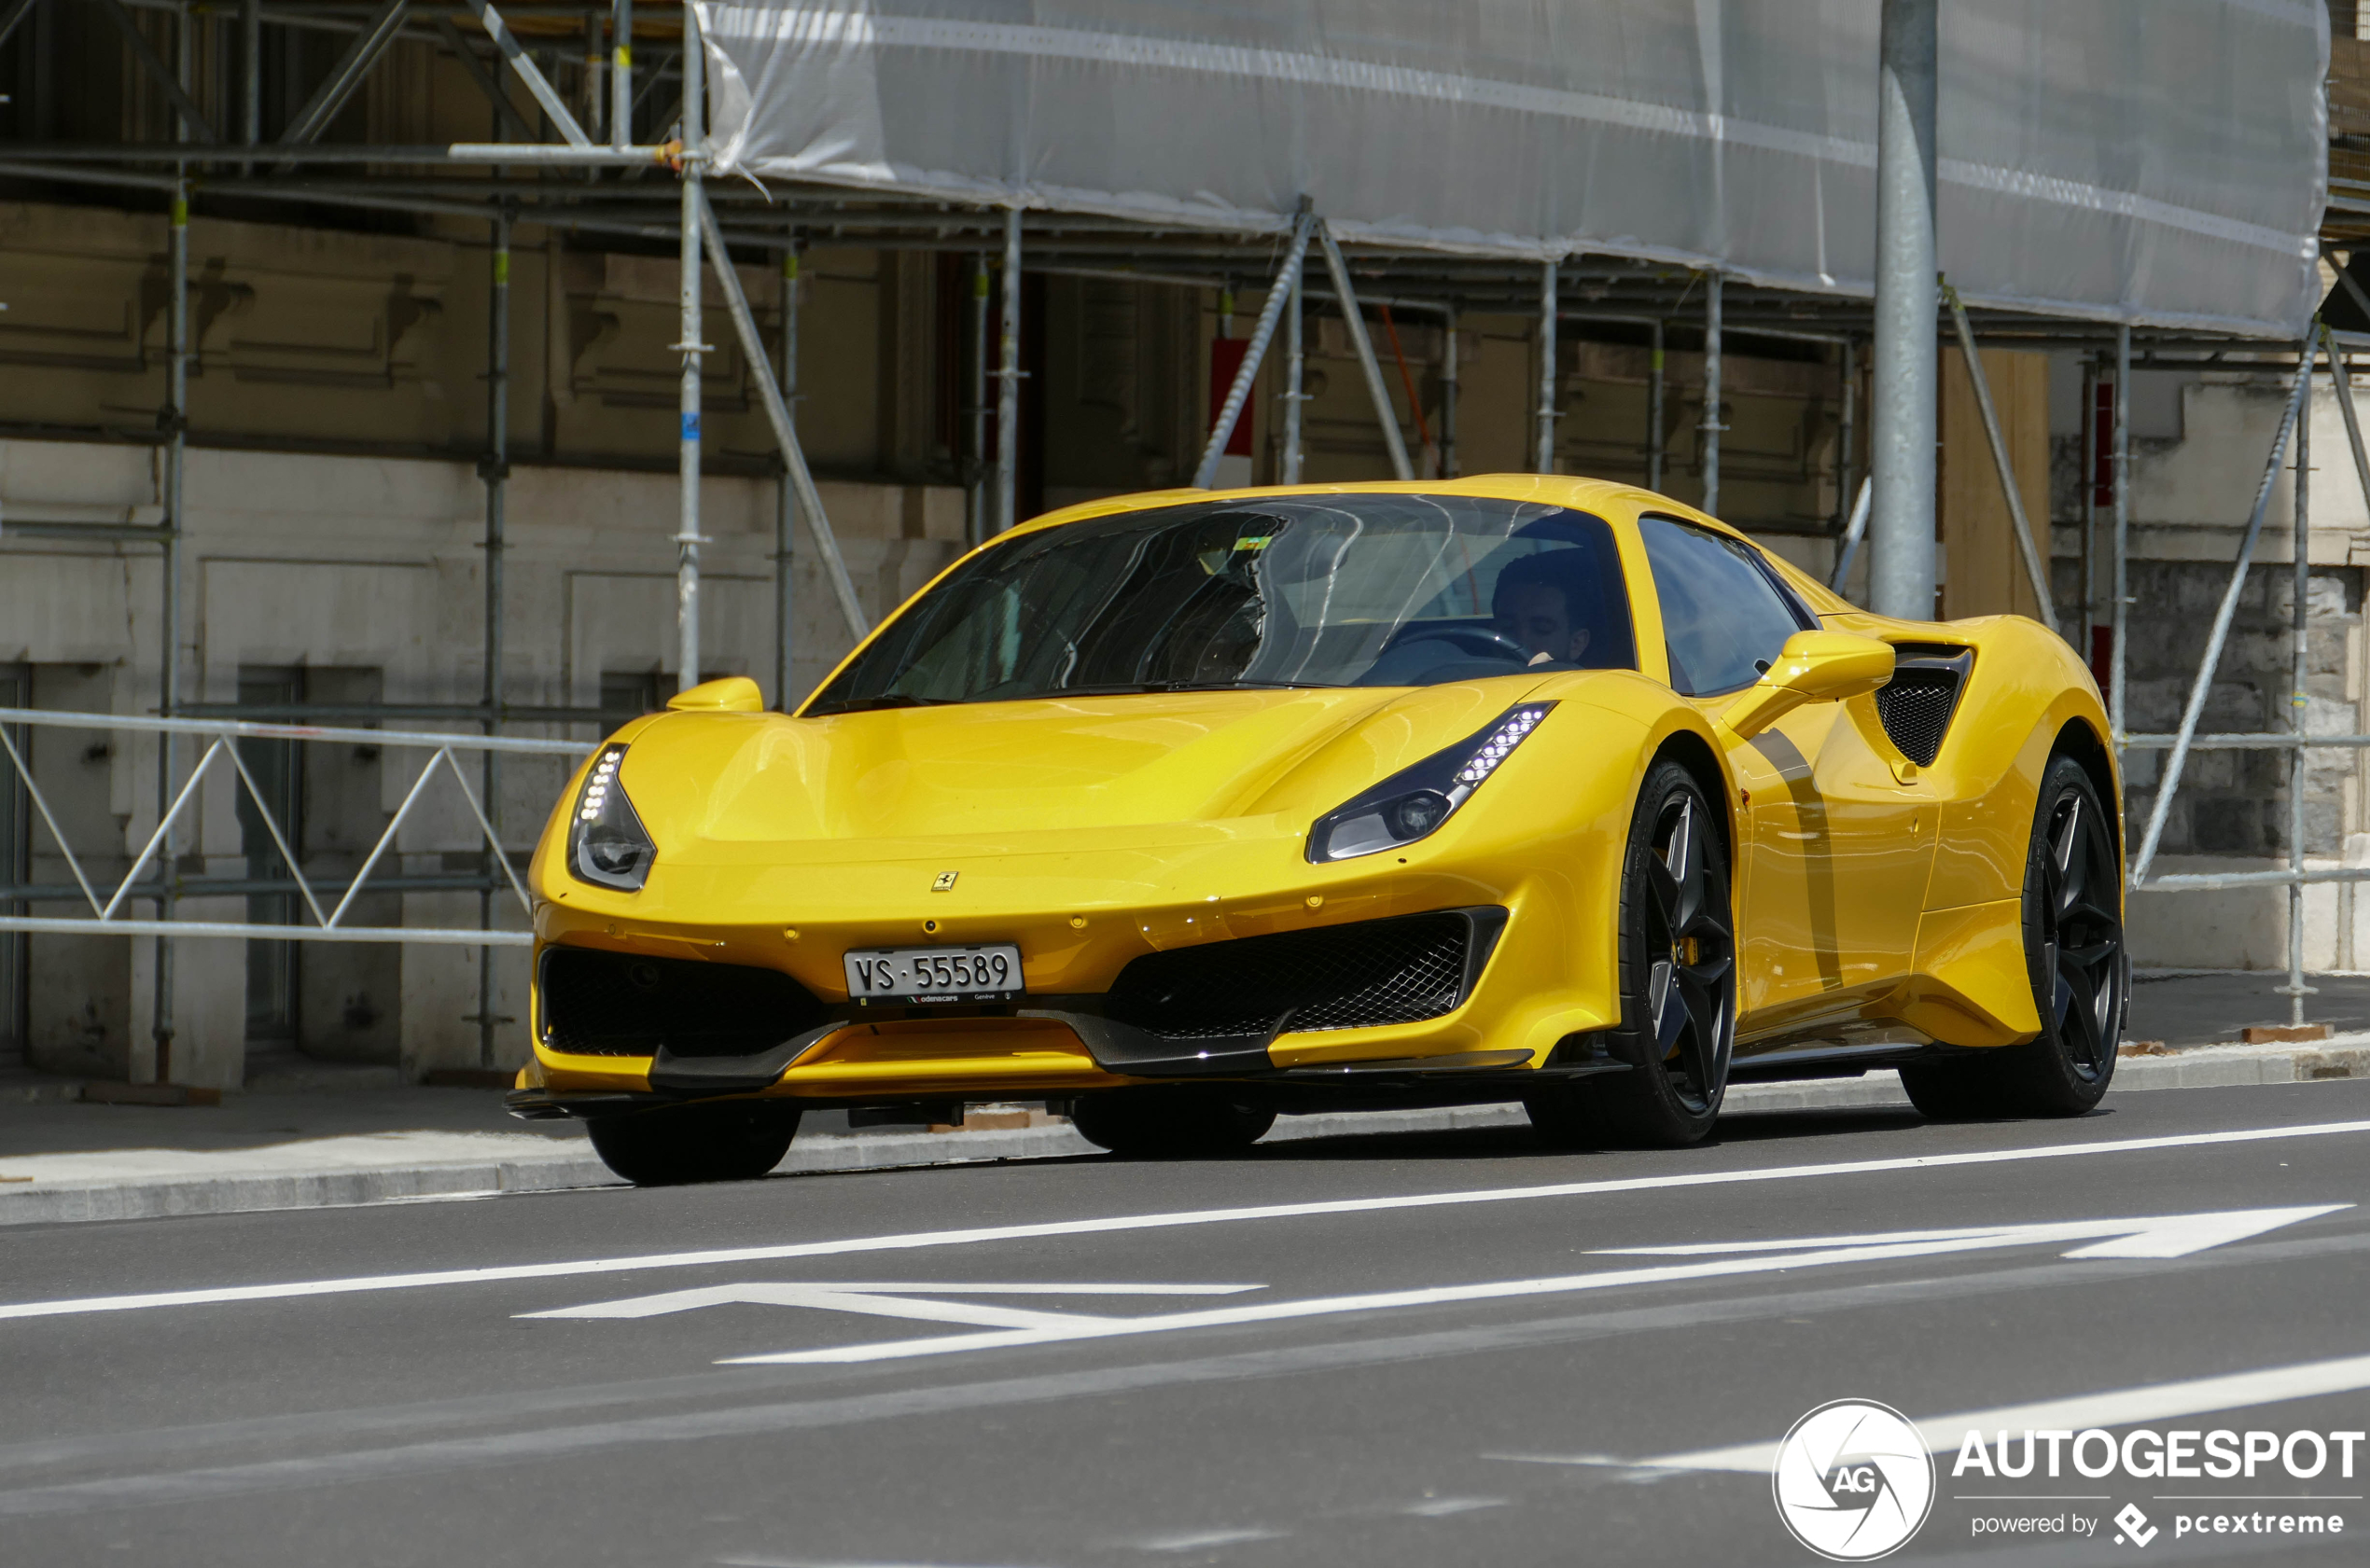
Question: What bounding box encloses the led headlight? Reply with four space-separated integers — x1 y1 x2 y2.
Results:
1306 702 1554 863
568 744 656 892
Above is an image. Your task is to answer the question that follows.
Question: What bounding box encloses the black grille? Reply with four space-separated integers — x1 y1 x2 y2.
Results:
1875 646 1972 766
539 947 825 1058
1104 912 1477 1041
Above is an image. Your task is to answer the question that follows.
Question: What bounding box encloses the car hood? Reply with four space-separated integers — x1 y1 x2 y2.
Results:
609 678 1567 856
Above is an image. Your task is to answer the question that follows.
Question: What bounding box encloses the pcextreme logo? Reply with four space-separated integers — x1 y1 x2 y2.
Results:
1772 1399 1938 1561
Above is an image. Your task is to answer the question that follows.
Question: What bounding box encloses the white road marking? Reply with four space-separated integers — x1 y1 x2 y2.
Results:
7 1118 2365 1325
521 1282 1261 1328
1399 1496 1506 1517
1499 1350 2370 1476
1590 1208 2348 1261
714 1208 2347 1367
1131 1527 1287 1551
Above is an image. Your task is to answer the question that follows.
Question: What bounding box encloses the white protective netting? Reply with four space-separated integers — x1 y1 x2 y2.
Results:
695 1 2328 338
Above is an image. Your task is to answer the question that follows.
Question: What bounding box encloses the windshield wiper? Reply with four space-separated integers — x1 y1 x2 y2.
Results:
1053 679 1338 696
808 694 956 715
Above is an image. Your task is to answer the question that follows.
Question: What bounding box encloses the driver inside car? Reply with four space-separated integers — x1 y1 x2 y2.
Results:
1490 550 1600 666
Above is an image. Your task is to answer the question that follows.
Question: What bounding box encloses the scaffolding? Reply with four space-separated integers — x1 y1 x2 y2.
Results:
0 0 2345 1080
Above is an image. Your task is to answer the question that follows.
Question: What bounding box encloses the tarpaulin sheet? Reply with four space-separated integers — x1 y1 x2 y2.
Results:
695 1 2328 337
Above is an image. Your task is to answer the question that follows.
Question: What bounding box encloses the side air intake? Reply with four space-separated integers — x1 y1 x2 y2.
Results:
1875 645 1974 767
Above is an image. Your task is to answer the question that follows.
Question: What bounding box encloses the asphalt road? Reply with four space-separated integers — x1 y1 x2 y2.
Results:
7 1083 2370 1567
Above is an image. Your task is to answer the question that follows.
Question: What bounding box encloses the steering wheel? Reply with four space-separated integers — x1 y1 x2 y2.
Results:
1390 625 1536 664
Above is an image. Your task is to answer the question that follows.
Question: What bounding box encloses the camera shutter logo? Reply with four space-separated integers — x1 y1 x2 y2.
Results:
1771 1399 1936 1561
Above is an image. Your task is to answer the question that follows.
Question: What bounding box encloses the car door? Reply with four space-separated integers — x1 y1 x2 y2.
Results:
1634 515 1937 1041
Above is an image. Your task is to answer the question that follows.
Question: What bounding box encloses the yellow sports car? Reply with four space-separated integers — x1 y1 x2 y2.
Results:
510 477 2126 1185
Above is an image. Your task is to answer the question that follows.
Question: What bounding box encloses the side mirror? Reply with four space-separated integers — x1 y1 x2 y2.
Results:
666 675 766 713
1719 631 1894 740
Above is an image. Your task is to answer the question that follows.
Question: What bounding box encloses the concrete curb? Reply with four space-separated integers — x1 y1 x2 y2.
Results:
4 1044 2365 1228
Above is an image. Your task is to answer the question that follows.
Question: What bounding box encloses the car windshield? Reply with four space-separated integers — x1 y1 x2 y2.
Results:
806 494 1638 714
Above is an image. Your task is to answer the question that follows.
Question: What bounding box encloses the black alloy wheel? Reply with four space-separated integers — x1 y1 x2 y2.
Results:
1528 758 1737 1148
2034 769 2127 1082
1903 753 2125 1119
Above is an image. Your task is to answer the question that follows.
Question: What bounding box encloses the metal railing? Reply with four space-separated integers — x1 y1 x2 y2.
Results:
2116 321 2370 1022
0 707 586 949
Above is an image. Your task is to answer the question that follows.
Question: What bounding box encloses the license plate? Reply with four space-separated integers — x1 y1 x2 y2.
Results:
843 944 1024 1005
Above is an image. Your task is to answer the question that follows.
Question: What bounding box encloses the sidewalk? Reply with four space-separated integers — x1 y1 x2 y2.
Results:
5 971 2368 1229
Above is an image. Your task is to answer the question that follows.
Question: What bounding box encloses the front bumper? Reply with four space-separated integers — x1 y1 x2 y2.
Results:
522 901 1620 1108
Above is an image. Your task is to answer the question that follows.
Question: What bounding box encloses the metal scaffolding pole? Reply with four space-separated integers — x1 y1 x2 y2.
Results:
1647 319 1666 493
1192 206 1316 489
2111 323 2131 738
1315 225 1414 480
2284 342 2316 1025
995 208 1023 534
610 0 632 149
152 170 188 1087
1437 305 1458 479
1870 0 1939 619
1945 286 2057 636
1534 260 1557 473
1280 257 1306 485
1701 271 1723 514
242 0 261 146
2129 351 2314 883
966 255 990 543
150 3 198 1087
774 238 799 711
692 192 865 645
477 205 509 1068
672 11 705 694
1833 338 1856 544
2080 354 2098 652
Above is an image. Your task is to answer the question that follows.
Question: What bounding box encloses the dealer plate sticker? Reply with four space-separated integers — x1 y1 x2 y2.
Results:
843 944 1023 1005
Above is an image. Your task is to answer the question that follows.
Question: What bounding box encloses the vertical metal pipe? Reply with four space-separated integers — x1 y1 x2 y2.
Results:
242 0 261 146
1834 338 1857 543
996 207 1022 534
1436 305 1458 480
1647 319 1666 493
1281 256 1305 485
153 170 188 1087
674 7 704 694
610 0 632 149
152 6 197 1086
2111 323 2131 739
1534 261 1556 474
966 253 989 545
1870 0 1939 620
2080 354 2098 658
1701 271 1724 515
478 208 509 1068
774 239 798 712
2289 342 2314 1025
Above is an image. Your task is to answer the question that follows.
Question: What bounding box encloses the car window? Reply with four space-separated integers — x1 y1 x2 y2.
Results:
1638 515 1814 696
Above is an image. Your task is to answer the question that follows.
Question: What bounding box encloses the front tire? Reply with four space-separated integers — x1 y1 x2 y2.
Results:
1071 1089 1275 1157
1528 759 1737 1149
1901 753 2125 1120
587 1101 801 1186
